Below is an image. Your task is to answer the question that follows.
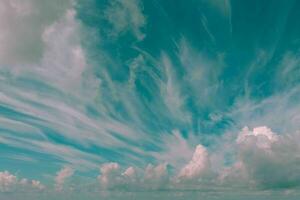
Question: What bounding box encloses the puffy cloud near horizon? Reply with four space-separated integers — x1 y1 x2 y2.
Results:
55 166 74 191
218 126 300 189
144 163 169 188
177 144 210 182
98 162 170 190
90 126 300 192
0 171 17 192
237 127 300 188
98 162 120 188
0 171 45 192
2 126 300 198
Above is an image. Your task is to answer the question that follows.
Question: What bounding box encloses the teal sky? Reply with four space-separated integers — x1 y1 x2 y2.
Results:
1 0 300 199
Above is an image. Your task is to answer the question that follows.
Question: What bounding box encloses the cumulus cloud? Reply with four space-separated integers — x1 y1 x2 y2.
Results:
237 127 300 188
97 162 171 190
19 179 45 191
0 171 44 192
0 171 17 192
1 126 297 196
94 126 300 192
98 162 120 188
144 163 169 188
122 166 136 178
55 166 74 191
217 161 250 188
218 126 300 189
177 144 210 181
31 180 45 190
237 126 278 149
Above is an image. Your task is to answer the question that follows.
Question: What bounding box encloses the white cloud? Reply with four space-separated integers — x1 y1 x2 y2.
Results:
0 0 72 65
0 171 17 192
98 162 120 187
144 163 168 180
39 9 87 91
0 171 45 192
0 1 94 97
203 0 232 33
104 0 146 40
55 166 74 191
177 39 224 110
143 163 169 189
177 144 210 181
97 162 170 190
160 54 191 123
229 86 300 135
122 166 136 178
219 126 300 188
217 161 250 187
0 4 151 171
152 130 196 170
0 0 159 177
31 180 45 190
237 126 278 149
276 52 300 87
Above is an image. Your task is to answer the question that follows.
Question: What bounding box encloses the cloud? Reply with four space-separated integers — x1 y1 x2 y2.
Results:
55 166 74 191
0 171 45 192
236 127 300 188
0 171 17 192
97 163 141 191
98 162 120 188
39 9 86 90
217 126 300 189
19 179 45 191
144 163 169 186
177 144 210 181
217 161 250 187
97 162 171 190
152 130 196 170
31 180 45 190
0 1 97 97
0 4 152 171
1 124 295 198
276 52 300 87
237 126 278 149
203 0 232 33
122 166 134 176
1 1 300 199
160 54 191 123
0 0 72 65
0 134 102 170
229 85 300 135
177 38 224 114
92 126 300 192
104 0 146 40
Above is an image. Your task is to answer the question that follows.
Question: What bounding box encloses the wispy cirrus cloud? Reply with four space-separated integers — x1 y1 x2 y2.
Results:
104 0 146 41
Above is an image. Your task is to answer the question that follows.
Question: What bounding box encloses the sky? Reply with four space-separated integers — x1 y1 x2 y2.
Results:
1 0 300 199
